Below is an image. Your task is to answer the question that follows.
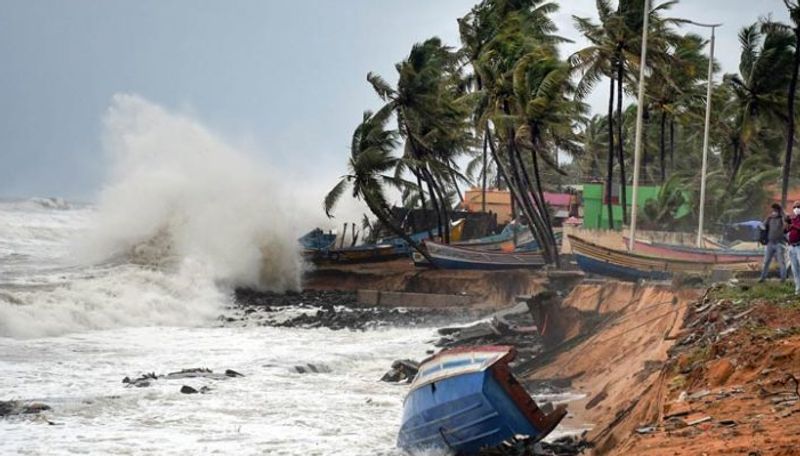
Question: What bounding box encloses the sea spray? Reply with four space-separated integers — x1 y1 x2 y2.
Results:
82 93 303 291
0 94 306 338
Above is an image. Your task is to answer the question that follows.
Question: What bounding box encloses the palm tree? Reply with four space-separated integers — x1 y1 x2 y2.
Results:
764 2 800 207
472 0 568 264
368 38 472 243
722 24 794 179
648 32 708 182
573 0 683 226
323 109 435 263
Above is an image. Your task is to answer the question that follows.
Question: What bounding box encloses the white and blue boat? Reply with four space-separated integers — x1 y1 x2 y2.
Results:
397 346 565 455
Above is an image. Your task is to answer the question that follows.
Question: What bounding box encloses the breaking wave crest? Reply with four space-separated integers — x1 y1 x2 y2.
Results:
0 94 304 338
81 93 303 291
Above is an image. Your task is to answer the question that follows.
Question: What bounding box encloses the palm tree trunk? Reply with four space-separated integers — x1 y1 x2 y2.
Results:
422 173 444 243
504 124 556 264
482 133 488 212
365 194 436 265
530 147 559 260
487 129 555 264
669 117 675 170
428 170 452 243
782 29 800 208
616 58 628 225
659 110 667 183
449 161 464 203
412 168 432 238
606 76 616 230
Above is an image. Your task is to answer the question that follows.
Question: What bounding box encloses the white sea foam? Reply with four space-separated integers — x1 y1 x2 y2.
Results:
81 93 303 292
0 94 306 338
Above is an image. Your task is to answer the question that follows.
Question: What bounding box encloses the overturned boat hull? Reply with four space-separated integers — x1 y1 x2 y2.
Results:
398 346 565 455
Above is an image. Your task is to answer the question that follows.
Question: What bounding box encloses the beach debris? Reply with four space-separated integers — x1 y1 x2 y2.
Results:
635 425 656 434
687 416 713 426
476 434 592 455
0 400 51 417
380 359 419 383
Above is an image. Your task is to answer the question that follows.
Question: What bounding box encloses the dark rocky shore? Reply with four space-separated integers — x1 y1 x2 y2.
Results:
228 288 475 330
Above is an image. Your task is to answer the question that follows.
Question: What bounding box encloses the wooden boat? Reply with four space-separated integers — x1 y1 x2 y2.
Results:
298 228 336 250
415 241 545 270
397 345 566 454
381 219 466 255
622 236 762 263
569 235 759 281
454 222 526 250
306 243 400 264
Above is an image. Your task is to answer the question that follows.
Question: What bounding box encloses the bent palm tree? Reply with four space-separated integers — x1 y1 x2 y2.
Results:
323 110 435 264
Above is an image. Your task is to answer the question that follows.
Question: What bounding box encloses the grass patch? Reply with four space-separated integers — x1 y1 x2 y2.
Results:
713 281 796 304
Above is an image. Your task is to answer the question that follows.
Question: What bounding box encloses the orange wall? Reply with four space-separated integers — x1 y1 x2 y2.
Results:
462 188 513 223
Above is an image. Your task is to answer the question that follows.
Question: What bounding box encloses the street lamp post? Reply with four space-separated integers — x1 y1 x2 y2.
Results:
628 0 650 251
689 21 722 248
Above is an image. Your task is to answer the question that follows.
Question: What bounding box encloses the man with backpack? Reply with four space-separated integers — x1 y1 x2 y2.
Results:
759 203 787 283
786 202 800 294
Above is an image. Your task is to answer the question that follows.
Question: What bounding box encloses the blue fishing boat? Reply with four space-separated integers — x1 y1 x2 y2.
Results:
298 228 336 250
398 345 566 454
415 241 545 270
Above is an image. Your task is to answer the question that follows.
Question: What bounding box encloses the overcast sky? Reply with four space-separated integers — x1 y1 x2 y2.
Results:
0 0 791 201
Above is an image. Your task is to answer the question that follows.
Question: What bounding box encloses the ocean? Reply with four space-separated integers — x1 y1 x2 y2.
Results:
0 198 439 455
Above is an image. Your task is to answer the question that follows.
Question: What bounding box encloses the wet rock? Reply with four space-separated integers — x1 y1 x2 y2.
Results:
123 368 244 386
294 363 331 374
380 359 419 383
0 400 51 416
477 434 592 455
180 385 199 394
122 372 158 388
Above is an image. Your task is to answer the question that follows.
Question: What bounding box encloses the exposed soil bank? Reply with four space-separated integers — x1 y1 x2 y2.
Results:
519 281 700 453
594 282 800 455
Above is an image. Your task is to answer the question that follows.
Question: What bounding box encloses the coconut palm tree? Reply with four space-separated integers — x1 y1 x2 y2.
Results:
722 24 794 179
323 109 435 263
763 2 800 207
368 37 472 243
573 0 683 225
648 32 708 182
472 0 568 264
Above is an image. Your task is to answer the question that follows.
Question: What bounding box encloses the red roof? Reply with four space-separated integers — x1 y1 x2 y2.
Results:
543 192 572 207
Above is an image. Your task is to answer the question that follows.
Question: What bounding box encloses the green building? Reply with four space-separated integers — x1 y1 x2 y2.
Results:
582 182 660 230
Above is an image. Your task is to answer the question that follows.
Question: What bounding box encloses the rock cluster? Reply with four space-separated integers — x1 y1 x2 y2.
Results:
0 401 51 417
380 359 419 383
122 368 244 392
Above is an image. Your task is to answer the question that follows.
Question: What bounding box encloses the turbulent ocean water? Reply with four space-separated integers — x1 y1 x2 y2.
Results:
0 198 442 456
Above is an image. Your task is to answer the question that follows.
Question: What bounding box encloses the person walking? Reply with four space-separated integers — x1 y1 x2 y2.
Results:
786 202 800 294
759 203 787 282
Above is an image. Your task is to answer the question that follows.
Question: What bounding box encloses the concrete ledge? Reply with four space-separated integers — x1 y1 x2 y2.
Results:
357 289 480 308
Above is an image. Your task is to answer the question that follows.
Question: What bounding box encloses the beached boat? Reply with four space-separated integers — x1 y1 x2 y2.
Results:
397 345 566 455
306 243 400 264
622 236 762 263
569 235 759 281
298 228 336 250
454 222 526 250
380 219 466 255
415 241 545 270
